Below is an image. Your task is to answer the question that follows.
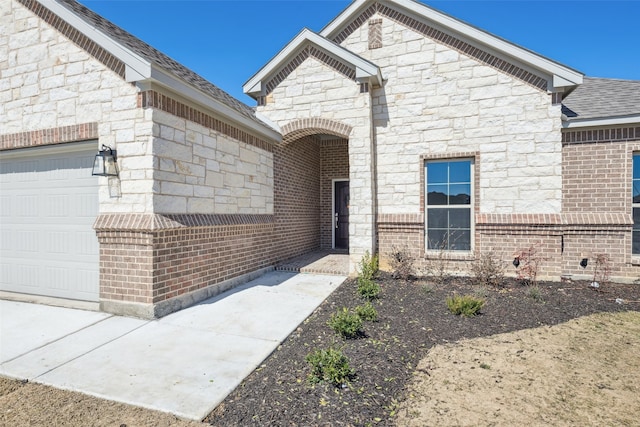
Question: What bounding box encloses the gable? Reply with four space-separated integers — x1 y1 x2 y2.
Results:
244 29 382 100
321 0 583 92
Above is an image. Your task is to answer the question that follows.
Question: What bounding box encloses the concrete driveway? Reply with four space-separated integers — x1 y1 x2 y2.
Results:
0 271 345 420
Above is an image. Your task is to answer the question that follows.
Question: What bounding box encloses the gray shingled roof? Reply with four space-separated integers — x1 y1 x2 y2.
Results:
55 0 263 127
562 77 640 121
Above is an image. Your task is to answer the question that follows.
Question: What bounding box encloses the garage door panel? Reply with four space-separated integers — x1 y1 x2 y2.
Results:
0 143 99 302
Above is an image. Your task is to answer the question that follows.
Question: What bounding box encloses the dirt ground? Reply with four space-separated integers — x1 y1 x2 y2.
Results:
395 311 640 427
2 273 639 426
0 378 205 427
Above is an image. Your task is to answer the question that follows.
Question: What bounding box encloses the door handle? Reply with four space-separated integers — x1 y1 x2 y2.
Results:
335 212 339 229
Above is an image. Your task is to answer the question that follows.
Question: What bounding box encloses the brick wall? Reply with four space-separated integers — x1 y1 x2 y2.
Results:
95 213 275 317
320 139 349 249
563 142 628 213
273 136 321 262
559 135 640 281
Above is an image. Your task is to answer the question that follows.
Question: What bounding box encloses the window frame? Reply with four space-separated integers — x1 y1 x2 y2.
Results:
424 158 474 253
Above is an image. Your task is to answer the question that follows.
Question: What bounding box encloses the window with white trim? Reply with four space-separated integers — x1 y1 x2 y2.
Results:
425 159 473 251
633 154 640 254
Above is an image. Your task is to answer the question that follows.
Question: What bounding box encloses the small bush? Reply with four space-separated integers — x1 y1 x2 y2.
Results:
592 253 612 286
446 294 485 317
355 302 378 322
357 276 381 300
423 239 450 284
513 244 545 286
306 347 354 386
329 307 363 338
471 251 505 288
389 245 415 281
527 285 543 302
358 251 379 281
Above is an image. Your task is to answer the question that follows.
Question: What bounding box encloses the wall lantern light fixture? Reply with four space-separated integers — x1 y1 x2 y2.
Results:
91 144 118 177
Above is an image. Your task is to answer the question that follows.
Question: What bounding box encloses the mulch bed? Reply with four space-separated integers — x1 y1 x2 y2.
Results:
204 272 640 426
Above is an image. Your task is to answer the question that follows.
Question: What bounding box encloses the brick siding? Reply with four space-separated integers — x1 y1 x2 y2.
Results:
320 139 349 248
273 136 321 262
96 213 276 316
0 123 98 151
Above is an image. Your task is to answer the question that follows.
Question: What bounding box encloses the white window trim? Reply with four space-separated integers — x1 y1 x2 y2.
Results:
424 158 475 254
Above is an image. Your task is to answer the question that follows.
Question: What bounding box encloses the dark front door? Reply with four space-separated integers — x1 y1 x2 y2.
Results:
334 181 349 250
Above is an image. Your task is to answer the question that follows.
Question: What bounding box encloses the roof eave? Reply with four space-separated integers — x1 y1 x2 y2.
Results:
562 114 640 129
144 65 282 142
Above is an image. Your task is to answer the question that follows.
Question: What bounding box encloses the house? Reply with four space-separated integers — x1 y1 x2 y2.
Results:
1 0 638 318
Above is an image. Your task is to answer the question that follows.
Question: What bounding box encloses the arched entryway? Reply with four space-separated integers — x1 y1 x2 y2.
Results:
273 119 351 266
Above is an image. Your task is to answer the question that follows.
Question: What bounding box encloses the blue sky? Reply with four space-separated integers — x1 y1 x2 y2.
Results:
77 1 640 104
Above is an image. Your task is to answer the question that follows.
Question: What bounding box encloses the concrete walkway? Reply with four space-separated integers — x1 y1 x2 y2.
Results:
0 271 346 421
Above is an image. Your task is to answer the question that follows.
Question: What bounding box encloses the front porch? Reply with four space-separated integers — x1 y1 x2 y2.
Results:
276 250 350 276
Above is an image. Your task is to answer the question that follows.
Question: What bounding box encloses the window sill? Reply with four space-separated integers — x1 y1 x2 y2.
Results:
424 251 475 261
631 257 640 266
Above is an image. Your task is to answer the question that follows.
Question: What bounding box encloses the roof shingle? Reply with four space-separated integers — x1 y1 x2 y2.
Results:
562 77 640 121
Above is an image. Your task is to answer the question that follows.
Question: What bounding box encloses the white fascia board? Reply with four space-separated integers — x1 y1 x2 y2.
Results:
322 0 583 88
243 28 381 97
562 115 640 129
147 65 282 142
39 0 151 79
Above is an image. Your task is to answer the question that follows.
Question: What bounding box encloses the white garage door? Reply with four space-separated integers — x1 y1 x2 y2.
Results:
0 142 100 302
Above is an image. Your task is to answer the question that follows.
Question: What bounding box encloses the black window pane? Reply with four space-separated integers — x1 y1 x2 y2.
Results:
427 229 447 250
634 180 640 203
427 208 449 228
449 160 471 183
427 162 448 184
634 155 640 180
634 231 640 255
449 208 471 228
427 185 448 205
449 184 471 205
449 230 471 251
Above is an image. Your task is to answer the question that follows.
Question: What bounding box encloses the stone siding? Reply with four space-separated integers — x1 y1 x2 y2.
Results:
150 109 273 215
2 0 152 214
339 13 562 216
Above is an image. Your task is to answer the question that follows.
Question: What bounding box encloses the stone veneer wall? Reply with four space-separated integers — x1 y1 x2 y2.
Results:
335 7 565 278
320 139 349 249
273 136 321 262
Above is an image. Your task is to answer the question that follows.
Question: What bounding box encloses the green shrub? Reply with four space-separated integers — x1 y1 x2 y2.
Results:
358 251 379 281
357 276 381 300
446 294 485 317
355 302 378 322
526 285 543 302
306 347 354 386
328 307 363 338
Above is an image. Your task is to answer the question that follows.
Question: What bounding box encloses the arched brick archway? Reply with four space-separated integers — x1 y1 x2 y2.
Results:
274 118 351 259
281 118 352 145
